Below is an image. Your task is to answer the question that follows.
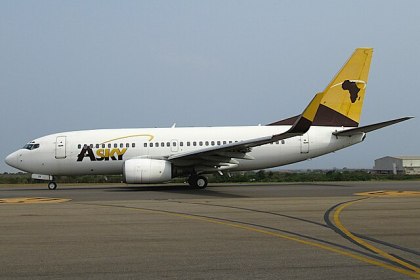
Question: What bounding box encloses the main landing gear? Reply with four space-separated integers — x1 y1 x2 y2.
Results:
48 181 57 190
187 175 208 189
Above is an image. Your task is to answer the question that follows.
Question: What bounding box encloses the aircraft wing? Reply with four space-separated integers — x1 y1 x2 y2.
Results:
168 93 323 168
332 117 413 137
169 132 291 162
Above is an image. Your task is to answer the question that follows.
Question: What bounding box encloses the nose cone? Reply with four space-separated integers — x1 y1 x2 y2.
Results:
5 152 18 169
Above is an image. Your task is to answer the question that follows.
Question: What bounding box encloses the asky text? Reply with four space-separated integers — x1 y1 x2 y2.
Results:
77 146 127 161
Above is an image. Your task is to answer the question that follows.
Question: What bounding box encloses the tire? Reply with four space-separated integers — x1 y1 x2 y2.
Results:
195 176 208 189
187 175 208 189
187 175 196 187
48 181 57 190
196 176 208 189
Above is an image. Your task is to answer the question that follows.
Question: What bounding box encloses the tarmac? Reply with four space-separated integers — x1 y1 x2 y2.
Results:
0 181 419 279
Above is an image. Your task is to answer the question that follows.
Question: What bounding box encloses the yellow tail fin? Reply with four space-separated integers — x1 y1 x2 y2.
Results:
314 48 373 127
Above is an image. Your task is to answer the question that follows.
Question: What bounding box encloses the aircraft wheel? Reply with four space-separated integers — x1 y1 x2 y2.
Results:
187 175 197 187
196 176 208 189
48 181 57 190
187 175 208 189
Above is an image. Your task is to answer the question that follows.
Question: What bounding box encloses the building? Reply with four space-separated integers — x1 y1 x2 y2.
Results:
374 156 420 175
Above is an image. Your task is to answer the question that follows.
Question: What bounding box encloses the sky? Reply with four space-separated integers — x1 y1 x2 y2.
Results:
1 0 419 172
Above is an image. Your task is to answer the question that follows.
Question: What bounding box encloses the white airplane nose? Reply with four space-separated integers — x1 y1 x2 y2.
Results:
5 152 18 168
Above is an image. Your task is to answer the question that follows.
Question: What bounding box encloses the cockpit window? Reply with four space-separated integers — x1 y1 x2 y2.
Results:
23 143 40 150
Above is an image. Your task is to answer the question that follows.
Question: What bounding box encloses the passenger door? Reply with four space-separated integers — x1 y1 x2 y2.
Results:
300 133 309 154
55 136 67 159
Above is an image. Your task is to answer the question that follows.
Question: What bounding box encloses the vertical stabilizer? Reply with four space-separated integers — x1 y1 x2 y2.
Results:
313 48 373 127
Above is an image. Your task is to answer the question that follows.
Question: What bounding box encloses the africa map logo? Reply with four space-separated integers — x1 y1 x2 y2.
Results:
331 80 367 103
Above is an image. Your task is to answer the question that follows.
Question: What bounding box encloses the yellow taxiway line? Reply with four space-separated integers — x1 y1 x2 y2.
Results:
0 197 71 204
355 190 420 197
92 201 420 279
333 195 419 277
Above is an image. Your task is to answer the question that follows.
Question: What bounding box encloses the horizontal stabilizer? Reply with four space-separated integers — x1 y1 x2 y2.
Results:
332 117 413 136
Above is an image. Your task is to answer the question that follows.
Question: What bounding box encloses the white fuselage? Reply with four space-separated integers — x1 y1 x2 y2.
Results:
5 125 364 176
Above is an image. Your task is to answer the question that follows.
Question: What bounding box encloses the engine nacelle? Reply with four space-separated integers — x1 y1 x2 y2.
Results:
123 158 172 184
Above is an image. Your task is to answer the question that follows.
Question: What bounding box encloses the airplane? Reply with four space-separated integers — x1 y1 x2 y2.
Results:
4 48 412 190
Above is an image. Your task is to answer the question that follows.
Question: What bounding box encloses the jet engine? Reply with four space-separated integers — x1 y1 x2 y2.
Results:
123 158 172 184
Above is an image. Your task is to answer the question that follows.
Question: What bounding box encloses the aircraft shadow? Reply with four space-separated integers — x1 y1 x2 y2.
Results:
106 185 248 198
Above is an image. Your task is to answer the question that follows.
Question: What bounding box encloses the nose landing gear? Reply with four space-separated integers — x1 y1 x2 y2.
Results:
31 174 57 190
47 181 57 190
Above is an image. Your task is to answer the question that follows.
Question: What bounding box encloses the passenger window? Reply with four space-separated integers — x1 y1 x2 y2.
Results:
90 144 93 148
84 144 87 148
155 143 159 147
161 142 164 147
223 141 227 145
193 142 197 146
229 141 232 144
173 142 176 146
126 143 130 148
108 144 111 148
180 142 183 146
217 141 221 145
187 142 190 147
199 141 203 146
96 144 99 148
102 144 105 148
205 141 209 146
281 140 285 144
132 143 135 148
150 143 153 147
78 144 81 149
144 143 147 148
166 142 170 147
113 143 117 148
120 143 124 148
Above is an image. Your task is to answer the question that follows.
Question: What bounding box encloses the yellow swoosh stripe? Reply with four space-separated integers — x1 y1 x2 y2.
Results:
100 134 154 144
